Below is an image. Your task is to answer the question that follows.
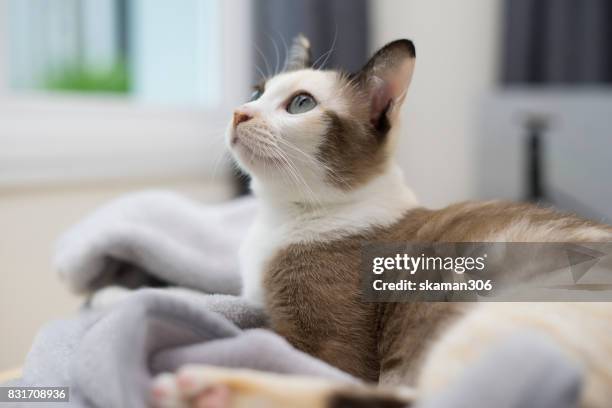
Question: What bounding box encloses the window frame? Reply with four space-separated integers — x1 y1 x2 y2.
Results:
0 0 252 188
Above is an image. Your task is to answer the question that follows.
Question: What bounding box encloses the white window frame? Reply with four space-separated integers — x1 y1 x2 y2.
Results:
0 0 252 188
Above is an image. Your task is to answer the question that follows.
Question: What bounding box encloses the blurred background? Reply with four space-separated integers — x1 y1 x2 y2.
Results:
1 0 611 369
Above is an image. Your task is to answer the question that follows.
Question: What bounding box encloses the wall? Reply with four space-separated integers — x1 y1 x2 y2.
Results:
371 0 502 207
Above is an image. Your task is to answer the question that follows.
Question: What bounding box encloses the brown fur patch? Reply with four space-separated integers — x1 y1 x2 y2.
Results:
263 201 612 384
317 110 389 190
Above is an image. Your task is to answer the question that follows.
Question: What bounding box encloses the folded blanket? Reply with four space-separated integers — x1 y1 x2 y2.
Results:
5 191 582 408
54 191 257 295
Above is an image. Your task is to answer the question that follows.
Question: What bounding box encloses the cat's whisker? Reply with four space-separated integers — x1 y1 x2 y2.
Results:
261 139 323 209
248 131 303 178
260 144 296 189
313 25 338 71
273 137 352 191
273 138 327 171
252 41 272 78
261 144 299 185
255 142 303 197
277 150 325 210
312 50 332 71
274 30 290 72
256 142 269 178
265 33 281 76
254 63 267 83
247 129 337 210
210 151 233 183
277 145 344 191
319 27 337 70
202 127 235 182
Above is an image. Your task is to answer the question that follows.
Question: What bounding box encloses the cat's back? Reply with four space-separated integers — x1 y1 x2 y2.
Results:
387 199 612 242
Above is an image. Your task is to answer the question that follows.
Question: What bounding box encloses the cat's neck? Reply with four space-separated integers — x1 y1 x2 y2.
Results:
250 163 418 242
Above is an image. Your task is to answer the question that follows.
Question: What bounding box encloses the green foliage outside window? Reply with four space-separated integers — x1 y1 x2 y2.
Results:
44 61 130 93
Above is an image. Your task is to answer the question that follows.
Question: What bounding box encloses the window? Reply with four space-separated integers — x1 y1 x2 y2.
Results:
0 0 251 186
9 0 222 107
9 0 132 96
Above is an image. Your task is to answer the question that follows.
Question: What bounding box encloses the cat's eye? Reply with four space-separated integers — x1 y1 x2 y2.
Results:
249 89 263 102
287 93 317 114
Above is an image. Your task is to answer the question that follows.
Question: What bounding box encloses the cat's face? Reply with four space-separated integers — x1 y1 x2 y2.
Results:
226 36 415 203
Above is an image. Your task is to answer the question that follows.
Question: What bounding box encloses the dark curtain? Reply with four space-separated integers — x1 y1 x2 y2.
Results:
253 0 369 77
502 0 612 84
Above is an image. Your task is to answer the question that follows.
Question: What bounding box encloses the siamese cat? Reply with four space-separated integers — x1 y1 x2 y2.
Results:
152 36 612 408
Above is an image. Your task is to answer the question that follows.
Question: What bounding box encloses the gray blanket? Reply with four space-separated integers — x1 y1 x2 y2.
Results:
5 191 583 408
54 191 255 295
6 290 355 407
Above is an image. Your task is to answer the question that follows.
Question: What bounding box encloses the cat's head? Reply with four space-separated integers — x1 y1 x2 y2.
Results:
226 35 415 203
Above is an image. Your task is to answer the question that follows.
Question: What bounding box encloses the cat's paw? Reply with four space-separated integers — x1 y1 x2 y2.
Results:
151 367 232 408
151 365 414 408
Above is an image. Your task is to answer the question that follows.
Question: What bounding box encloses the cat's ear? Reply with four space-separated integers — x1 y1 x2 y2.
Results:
285 34 312 71
357 39 416 132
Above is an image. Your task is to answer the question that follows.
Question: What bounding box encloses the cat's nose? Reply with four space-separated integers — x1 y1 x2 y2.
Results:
233 110 253 128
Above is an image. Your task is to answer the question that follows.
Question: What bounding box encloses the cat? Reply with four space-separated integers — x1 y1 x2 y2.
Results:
151 35 612 408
